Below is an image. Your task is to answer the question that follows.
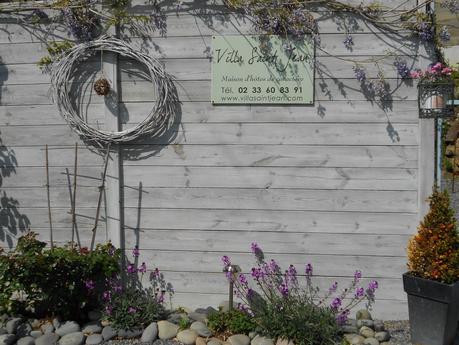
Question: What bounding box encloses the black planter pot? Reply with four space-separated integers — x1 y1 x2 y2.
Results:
403 273 459 345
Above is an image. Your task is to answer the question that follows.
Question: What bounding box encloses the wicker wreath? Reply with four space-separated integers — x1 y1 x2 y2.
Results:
51 36 178 148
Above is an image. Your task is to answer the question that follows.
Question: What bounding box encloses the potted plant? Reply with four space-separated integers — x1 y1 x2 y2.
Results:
411 62 455 118
403 189 459 345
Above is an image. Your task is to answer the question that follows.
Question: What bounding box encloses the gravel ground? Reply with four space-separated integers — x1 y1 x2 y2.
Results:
384 320 411 345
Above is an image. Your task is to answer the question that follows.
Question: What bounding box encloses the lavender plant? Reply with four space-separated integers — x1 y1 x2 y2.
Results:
101 247 174 330
221 243 378 345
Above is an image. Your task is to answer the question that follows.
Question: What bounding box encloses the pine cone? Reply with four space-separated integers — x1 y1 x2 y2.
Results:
94 78 110 96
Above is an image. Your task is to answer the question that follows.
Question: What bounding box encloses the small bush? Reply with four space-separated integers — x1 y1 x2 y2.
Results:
0 232 120 320
102 249 174 330
407 189 459 283
221 243 378 345
207 309 257 335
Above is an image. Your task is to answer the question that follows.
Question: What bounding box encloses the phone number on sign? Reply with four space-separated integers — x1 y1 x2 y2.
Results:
221 86 303 94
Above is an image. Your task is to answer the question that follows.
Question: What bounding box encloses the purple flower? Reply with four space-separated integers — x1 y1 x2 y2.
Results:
221 255 231 267
329 281 338 294
368 280 378 291
105 305 112 315
354 270 362 283
330 297 342 310
239 273 248 286
355 287 365 298
84 280 95 290
394 59 411 79
418 22 434 41
250 242 264 262
269 259 280 274
353 66 366 82
305 263 313 276
103 290 112 301
335 309 350 325
251 267 264 280
278 283 289 297
128 306 137 314
285 265 297 285
132 246 140 257
127 263 137 274
138 262 147 273
343 34 353 50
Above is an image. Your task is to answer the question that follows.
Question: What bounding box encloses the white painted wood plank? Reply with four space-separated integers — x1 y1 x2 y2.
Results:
0 100 420 126
123 208 417 234
123 166 417 190
0 123 419 146
418 118 435 219
125 250 407 277
121 144 418 168
0 34 429 64
122 187 417 212
123 228 410 256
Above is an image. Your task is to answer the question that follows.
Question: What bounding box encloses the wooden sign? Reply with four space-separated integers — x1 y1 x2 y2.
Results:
211 35 315 105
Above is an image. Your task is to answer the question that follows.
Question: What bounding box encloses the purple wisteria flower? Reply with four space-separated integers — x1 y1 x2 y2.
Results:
441 0 459 14
84 280 95 290
132 246 140 257
353 66 366 82
343 34 354 50
418 22 434 41
394 59 411 79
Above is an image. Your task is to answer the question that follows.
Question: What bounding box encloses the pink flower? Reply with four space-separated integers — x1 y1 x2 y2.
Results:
442 67 453 75
431 62 444 72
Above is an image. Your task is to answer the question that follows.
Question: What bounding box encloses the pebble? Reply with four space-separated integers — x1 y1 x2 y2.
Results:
188 313 207 323
6 318 22 334
196 336 207 345
36 333 60 345
58 332 85 345
117 329 142 338
30 330 43 338
30 320 41 329
208 338 223 345
86 334 103 345
41 322 54 334
141 322 158 342
177 329 198 345
248 332 257 340
362 338 379 345
167 313 188 325
158 321 179 340
275 339 294 345
102 326 117 341
16 336 35 345
53 319 61 330
228 334 250 345
88 311 102 322
374 331 390 342
16 323 32 338
0 334 16 345
373 321 385 332
194 307 217 316
359 326 375 339
100 321 111 328
82 323 102 334
356 310 372 321
357 320 374 328
56 322 81 337
251 335 274 345
341 325 358 334
190 321 212 337
350 335 365 345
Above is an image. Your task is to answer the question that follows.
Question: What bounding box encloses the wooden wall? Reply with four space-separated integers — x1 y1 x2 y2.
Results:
0 0 435 319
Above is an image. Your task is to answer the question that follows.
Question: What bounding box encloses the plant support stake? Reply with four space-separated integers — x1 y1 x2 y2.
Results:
45 145 54 250
71 143 81 249
90 144 111 252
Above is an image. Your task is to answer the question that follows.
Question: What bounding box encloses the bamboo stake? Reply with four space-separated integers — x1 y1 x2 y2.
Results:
45 145 54 250
71 143 81 249
90 145 111 252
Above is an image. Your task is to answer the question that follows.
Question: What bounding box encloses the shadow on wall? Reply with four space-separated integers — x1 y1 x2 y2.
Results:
0 57 7 105
0 133 31 248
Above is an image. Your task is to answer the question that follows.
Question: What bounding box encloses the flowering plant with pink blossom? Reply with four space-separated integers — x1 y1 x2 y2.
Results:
101 248 174 330
410 62 455 83
222 243 378 345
